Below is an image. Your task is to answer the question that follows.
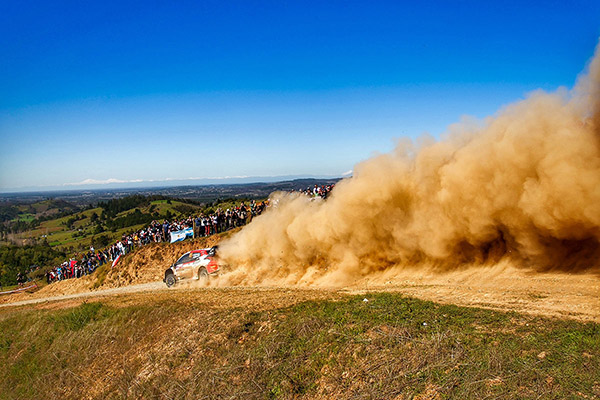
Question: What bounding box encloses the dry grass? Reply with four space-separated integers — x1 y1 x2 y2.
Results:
0 290 598 399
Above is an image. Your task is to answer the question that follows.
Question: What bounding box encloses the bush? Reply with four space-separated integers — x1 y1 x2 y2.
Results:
92 234 111 249
105 209 154 230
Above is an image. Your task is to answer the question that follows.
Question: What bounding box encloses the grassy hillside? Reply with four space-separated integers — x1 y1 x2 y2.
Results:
1 199 79 223
8 198 206 251
0 291 598 399
32 230 235 295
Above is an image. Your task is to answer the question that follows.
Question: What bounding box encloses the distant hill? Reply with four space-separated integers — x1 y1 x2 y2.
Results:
0 174 346 194
0 198 79 223
0 178 343 206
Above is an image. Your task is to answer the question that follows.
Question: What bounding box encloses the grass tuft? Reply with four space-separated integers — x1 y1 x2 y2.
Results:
52 302 108 331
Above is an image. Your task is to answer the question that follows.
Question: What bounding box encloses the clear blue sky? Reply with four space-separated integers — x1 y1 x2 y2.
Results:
1 1 599 191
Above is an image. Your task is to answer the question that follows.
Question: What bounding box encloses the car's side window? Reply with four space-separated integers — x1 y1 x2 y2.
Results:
176 253 191 265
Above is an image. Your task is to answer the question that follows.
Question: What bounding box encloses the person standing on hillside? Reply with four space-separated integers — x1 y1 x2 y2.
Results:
195 216 201 237
16 272 24 287
204 216 210 236
211 214 217 235
162 221 169 242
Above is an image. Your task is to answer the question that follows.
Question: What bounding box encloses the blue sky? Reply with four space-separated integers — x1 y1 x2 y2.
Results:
1 1 599 191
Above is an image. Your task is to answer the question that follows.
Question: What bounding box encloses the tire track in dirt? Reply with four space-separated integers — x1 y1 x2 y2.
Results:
0 282 165 308
2 267 598 323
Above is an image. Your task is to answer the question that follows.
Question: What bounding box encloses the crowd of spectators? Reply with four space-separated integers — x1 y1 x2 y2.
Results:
195 200 268 236
291 184 335 199
45 200 268 284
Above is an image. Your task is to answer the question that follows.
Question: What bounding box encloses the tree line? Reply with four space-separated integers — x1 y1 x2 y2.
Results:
0 242 66 287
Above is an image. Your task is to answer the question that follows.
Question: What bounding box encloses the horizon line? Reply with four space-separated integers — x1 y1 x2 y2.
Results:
0 173 350 195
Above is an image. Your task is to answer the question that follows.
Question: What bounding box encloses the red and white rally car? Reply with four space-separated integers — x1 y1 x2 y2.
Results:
163 246 219 287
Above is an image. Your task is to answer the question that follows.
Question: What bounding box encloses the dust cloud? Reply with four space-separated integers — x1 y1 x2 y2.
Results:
218 41 600 287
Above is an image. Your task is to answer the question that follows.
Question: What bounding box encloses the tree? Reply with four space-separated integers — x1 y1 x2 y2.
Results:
65 216 77 229
92 234 110 249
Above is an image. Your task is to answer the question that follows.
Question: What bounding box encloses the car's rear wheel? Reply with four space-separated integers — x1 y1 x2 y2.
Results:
198 267 208 280
165 273 176 287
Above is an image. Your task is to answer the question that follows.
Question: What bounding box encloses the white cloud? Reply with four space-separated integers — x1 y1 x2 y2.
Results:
64 178 144 186
63 176 252 186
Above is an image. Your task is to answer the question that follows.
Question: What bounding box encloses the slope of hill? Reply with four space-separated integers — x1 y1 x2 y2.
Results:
0 288 598 399
1 225 598 399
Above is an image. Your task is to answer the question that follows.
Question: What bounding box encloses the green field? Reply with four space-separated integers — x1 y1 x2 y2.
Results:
13 213 35 223
6 196 261 252
12 199 207 251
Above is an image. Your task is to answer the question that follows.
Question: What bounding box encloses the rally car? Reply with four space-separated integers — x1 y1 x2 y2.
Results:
163 246 219 287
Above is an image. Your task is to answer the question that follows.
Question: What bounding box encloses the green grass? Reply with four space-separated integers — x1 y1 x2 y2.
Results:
50 302 108 330
43 215 71 229
0 293 598 399
45 222 148 250
12 213 35 222
148 199 203 215
16 201 199 251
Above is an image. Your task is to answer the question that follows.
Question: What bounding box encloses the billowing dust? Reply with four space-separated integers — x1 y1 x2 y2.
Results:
218 41 600 287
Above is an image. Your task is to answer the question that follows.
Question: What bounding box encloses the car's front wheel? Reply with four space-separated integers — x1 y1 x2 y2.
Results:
165 273 176 287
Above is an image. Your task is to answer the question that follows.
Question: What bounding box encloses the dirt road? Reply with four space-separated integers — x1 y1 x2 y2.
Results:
2 262 598 322
0 282 165 308
351 263 600 322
